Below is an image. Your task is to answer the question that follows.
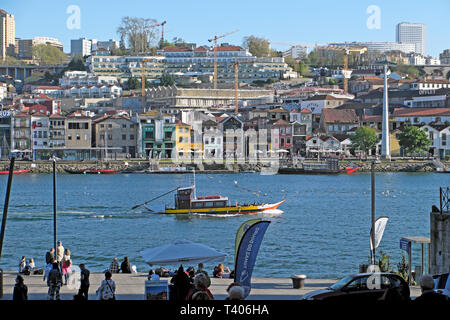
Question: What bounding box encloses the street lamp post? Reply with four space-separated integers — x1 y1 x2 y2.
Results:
371 160 376 265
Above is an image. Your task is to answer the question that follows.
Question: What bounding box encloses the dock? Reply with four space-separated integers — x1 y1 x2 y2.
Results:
0 271 422 300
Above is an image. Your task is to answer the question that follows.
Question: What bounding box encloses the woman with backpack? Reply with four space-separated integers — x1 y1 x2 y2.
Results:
96 271 116 300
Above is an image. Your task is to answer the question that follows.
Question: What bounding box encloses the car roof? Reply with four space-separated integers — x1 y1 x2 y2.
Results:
350 272 400 277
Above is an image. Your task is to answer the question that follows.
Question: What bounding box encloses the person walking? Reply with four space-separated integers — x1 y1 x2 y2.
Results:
61 259 72 286
47 262 63 300
43 258 55 282
78 264 90 300
45 248 55 265
63 248 71 264
120 257 131 273
56 241 64 268
13 275 28 301
96 271 116 300
109 257 120 273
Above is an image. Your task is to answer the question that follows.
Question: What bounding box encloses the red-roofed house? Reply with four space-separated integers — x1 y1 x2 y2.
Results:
392 107 450 125
32 86 63 98
271 119 292 156
319 109 360 134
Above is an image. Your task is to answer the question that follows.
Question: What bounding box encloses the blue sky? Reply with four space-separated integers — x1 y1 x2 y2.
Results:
2 0 449 57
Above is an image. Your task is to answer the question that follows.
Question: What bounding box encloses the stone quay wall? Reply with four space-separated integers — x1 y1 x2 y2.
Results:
0 159 447 174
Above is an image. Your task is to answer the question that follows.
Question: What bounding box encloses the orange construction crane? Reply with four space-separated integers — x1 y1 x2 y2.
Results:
208 29 239 89
150 21 167 45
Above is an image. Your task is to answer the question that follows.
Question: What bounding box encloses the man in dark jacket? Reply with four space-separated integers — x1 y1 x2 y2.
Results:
78 264 90 300
13 275 28 301
47 262 62 300
45 248 54 265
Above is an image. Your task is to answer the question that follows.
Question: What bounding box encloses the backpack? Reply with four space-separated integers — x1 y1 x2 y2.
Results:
101 280 115 300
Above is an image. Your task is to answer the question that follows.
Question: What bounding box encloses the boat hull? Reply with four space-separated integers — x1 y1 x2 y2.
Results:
64 169 118 174
148 200 285 215
0 169 31 175
278 167 358 175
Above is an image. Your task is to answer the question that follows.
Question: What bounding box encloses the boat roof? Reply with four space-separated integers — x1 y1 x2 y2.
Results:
192 197 229 202
178 186 194 191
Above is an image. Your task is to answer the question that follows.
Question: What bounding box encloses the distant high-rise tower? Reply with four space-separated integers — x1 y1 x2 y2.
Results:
0 9 15 59
71 38 92 57
396 22 426 55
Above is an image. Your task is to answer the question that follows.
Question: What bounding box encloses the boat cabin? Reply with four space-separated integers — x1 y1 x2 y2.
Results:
174 187 229 209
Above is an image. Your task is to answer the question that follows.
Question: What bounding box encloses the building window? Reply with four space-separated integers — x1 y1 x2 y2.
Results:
122 134 126 140
76 134 80 140
130 134 134 140
68 134 72 140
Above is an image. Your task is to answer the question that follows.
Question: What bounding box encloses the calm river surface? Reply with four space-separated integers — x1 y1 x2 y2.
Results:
0 172 447 279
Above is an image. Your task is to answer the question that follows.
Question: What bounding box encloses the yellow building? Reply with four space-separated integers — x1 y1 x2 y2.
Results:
390 130 401 156
175 120 203 160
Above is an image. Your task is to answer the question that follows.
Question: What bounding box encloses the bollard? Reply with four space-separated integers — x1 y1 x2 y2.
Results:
0 268 3 298
291 274 307 289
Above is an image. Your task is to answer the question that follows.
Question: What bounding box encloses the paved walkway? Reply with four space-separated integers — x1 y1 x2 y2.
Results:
0 271 421 300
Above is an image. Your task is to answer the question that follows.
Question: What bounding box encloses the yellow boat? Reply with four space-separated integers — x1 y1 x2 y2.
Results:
146 185 285 215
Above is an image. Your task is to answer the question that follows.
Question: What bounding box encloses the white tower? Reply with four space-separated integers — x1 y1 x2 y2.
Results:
381 63 391 159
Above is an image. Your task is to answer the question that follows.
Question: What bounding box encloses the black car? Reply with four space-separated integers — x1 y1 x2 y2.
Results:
301 273 410 302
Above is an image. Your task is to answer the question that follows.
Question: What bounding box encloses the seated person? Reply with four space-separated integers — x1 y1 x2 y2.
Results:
213 264 230 278
148 269 160 281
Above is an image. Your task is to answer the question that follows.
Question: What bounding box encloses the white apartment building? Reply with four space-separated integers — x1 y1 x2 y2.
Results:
0 9 15 59
31 114 49 150
396 22 426 55
421 124 450 158
283 45 308 60
71 38 92 57
328 41 415 54
59 70 118 87
87 55 165 81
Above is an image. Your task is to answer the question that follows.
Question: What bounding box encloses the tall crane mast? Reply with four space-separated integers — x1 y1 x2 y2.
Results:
208 29 239 89
318 45 367 93
150 21 167 46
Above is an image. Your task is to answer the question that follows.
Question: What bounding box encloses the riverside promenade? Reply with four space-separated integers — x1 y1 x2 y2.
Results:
0 271 421 300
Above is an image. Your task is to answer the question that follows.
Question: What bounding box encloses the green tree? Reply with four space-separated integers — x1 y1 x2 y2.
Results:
242 36 270 57
284 56 300 72
350 126 378 157
127 77 139 90
398 126 432 155
32 44 68 65
160 73 175 86
67 55 86 71
392 64 422 78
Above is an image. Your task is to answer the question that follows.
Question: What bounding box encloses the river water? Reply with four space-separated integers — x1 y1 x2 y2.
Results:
0 172 447 279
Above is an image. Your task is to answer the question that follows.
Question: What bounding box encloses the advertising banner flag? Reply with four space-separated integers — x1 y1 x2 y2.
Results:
234 220 270 298
234 219 262 265
370 216 389 251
